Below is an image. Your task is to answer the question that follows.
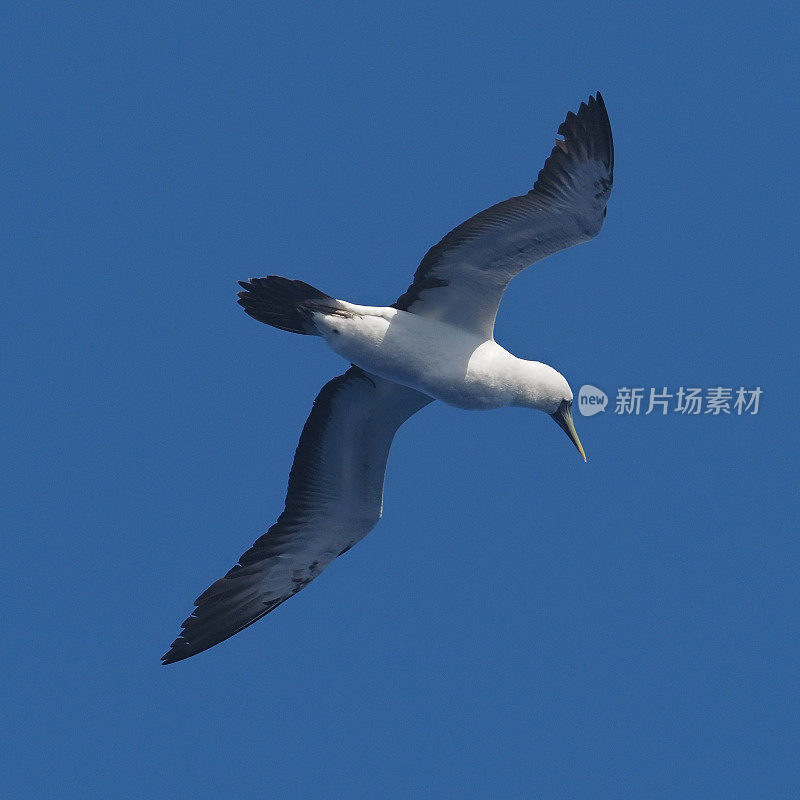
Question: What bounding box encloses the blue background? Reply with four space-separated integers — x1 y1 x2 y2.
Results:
4 2 798 797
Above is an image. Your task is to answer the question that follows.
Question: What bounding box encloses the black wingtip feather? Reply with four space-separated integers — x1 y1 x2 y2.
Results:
532 91 614 206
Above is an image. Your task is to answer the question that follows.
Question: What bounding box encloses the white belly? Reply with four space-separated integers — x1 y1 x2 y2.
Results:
314 305 520 410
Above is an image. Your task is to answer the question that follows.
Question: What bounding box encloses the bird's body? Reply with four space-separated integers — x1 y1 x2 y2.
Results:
313 302 568 411
163 92 614 664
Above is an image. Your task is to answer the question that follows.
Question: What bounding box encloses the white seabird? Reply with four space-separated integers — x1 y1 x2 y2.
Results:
162 92 613 663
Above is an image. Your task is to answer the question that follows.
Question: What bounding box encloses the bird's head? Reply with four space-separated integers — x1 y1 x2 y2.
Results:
518 362 586 462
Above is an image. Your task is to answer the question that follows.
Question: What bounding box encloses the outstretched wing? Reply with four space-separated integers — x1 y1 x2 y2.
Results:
162 367 432 664
394 92 613 339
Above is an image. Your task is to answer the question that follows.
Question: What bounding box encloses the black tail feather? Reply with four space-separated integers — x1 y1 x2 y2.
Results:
237 276 334 335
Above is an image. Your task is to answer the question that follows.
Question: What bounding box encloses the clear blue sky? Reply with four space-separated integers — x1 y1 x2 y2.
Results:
3 2 798 798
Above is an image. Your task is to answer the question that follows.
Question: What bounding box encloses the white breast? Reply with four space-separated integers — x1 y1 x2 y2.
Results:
315 305 522 410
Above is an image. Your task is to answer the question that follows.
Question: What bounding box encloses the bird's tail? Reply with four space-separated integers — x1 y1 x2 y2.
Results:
237 276 338 335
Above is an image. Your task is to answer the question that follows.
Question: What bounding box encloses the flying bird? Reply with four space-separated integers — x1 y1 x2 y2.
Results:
162 92 613 664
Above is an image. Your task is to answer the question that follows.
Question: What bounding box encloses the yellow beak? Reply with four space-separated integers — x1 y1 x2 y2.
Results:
550 400 587 462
